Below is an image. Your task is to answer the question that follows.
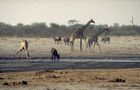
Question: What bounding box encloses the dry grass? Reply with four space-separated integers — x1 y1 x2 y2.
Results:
0 36 140 58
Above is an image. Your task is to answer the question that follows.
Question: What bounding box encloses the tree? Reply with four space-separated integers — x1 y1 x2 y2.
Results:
16 23 24 30
0 22 12 30
49 23 59 29
113 23 120 30
67 24 83 30
31 22 47 30
68 19 79 25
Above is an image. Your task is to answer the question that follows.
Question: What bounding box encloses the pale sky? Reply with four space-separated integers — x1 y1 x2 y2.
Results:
0 0 140 26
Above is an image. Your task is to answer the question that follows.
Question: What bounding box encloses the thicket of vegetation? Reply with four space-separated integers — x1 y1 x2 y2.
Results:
0 21 140 38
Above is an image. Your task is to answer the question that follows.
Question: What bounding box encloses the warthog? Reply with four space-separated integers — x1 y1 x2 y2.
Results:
101 37 110 43
63 38 70 45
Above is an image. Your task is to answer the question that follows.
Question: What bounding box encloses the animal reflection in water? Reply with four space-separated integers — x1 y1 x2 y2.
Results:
15 40 30 60
51 48 60 61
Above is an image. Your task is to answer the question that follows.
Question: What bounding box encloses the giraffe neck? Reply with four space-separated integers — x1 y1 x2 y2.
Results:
79 20 91 32
95 29 106 37
84 20 91 29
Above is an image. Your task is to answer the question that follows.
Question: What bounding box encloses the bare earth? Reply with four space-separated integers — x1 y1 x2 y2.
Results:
0 69 140 90
0 36 140 89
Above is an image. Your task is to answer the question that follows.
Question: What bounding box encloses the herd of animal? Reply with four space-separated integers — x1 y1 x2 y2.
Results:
53 36 110 46
16 36 110 60
15 19 110 60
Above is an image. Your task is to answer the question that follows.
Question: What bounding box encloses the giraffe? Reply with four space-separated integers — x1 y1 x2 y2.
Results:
85 27 109 54
70 19 95 52
15 40 30 60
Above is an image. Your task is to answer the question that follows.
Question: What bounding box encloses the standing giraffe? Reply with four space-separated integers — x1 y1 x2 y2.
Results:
85 27 109 54
15 40 30 60
70 19 95 52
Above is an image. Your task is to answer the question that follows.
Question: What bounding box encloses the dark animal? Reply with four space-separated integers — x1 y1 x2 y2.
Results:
51 48 60 61
63 38 70 45
53 37 62 44
101 37 110 43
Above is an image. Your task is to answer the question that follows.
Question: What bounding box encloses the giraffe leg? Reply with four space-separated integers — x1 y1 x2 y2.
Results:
96 41 102 54
86 43 88 48
18 49 23 58
16 48 23 55
71 43 74 52
80 38 82 52
27 51 30 60
72 45 74 52
85 44 88 52
18 49 22 58
71 44 72 51
24 50 30 60
14 48 23 59
86 43 91 51
89 44 91 51
93 42 96 52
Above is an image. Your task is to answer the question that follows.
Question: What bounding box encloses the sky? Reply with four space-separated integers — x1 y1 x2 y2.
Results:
0 0 140 26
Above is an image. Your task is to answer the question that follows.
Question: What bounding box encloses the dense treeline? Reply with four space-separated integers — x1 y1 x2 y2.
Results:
0 21 140 38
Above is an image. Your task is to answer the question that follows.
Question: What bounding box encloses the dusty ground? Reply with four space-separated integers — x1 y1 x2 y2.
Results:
0 36 140 89
0 36 140 58
0 69 140 90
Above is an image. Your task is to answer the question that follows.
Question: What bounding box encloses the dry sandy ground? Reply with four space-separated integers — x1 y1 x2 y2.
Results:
0 36 140 89
0 69 140 90
0 36 140 58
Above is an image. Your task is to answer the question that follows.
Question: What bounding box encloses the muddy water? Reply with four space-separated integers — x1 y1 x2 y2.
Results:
0 58 140 72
